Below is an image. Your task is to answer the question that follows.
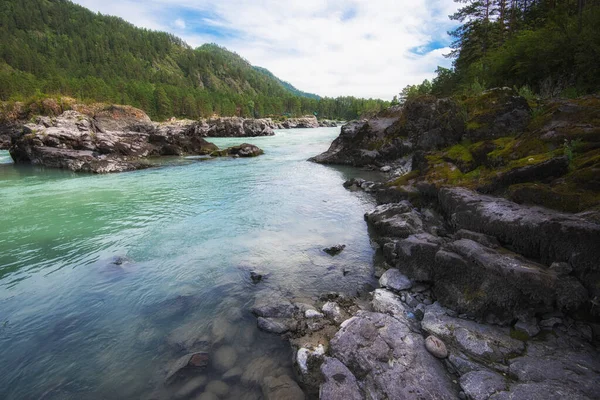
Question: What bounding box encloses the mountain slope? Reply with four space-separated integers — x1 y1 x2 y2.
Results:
253 67 320 100
0 0 387 120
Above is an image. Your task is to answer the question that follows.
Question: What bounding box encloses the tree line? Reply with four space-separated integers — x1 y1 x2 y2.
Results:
397 0 600 100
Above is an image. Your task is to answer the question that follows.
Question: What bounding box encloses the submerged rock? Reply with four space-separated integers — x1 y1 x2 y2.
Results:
257 317 297 334
212 346 237 372
261 375 305 400
165 352 209 384
323 244 346 256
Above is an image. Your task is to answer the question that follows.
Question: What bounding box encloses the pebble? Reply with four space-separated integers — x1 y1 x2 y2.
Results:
305 309 324 319
425 335 448 359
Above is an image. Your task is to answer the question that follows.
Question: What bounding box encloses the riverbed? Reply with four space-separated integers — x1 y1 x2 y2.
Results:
0 127 383 399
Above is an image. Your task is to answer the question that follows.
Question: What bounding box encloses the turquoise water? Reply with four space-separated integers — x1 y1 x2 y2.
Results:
0 128 380 399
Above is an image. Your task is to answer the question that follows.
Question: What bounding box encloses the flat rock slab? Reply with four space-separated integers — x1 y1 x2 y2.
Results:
329 311 457 399
501 338 600 399
438 187 600 308
320 357 362 400
432 239 587 319
460 370 507 400
422 303 524 362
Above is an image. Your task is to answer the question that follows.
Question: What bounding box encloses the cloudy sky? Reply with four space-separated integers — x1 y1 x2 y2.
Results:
72 0 459 100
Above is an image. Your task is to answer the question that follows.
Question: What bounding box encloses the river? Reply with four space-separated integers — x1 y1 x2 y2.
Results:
0 127 381 399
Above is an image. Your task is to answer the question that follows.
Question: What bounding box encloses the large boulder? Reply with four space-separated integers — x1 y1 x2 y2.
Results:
318 120 338 128
202 117 275 137
439 186 600 308
151 119 218 156
211 143 264 157
432 239 577 319
479 156 569 193
281 115 319 129
9 110 220 173
329 311 457 399
364 201 424 239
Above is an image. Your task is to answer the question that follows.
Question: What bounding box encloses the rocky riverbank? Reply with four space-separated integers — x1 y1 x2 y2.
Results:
247 185 600 399
242 89 600 399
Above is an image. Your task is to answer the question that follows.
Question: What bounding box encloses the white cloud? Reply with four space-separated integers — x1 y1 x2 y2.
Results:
174 18 186 29
71 0 459 100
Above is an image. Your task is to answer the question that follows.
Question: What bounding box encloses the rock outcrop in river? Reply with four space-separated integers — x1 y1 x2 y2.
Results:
277 115 319 129
8 106 265 173
198 117 276 137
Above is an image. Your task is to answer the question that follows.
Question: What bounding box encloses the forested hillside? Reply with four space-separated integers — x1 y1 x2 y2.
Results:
400 0 600 98
0 0 388 120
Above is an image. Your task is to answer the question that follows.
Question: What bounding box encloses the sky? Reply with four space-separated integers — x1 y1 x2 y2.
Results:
72 0 460 100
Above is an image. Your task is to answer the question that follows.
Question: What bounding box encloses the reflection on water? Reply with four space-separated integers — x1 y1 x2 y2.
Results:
0 128 381 399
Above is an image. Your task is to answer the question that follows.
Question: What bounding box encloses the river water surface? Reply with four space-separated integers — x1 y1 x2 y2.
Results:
0 127 380 399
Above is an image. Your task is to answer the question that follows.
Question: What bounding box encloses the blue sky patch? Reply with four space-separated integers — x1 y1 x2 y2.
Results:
341 6 358 22
409 39 447 55
166 7 241 40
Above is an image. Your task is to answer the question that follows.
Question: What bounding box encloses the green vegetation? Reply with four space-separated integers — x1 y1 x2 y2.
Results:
400 0 600 100
0 0 388 120
396 93 600 212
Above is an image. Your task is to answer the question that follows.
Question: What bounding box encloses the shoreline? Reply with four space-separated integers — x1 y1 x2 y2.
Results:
248 178 600 399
